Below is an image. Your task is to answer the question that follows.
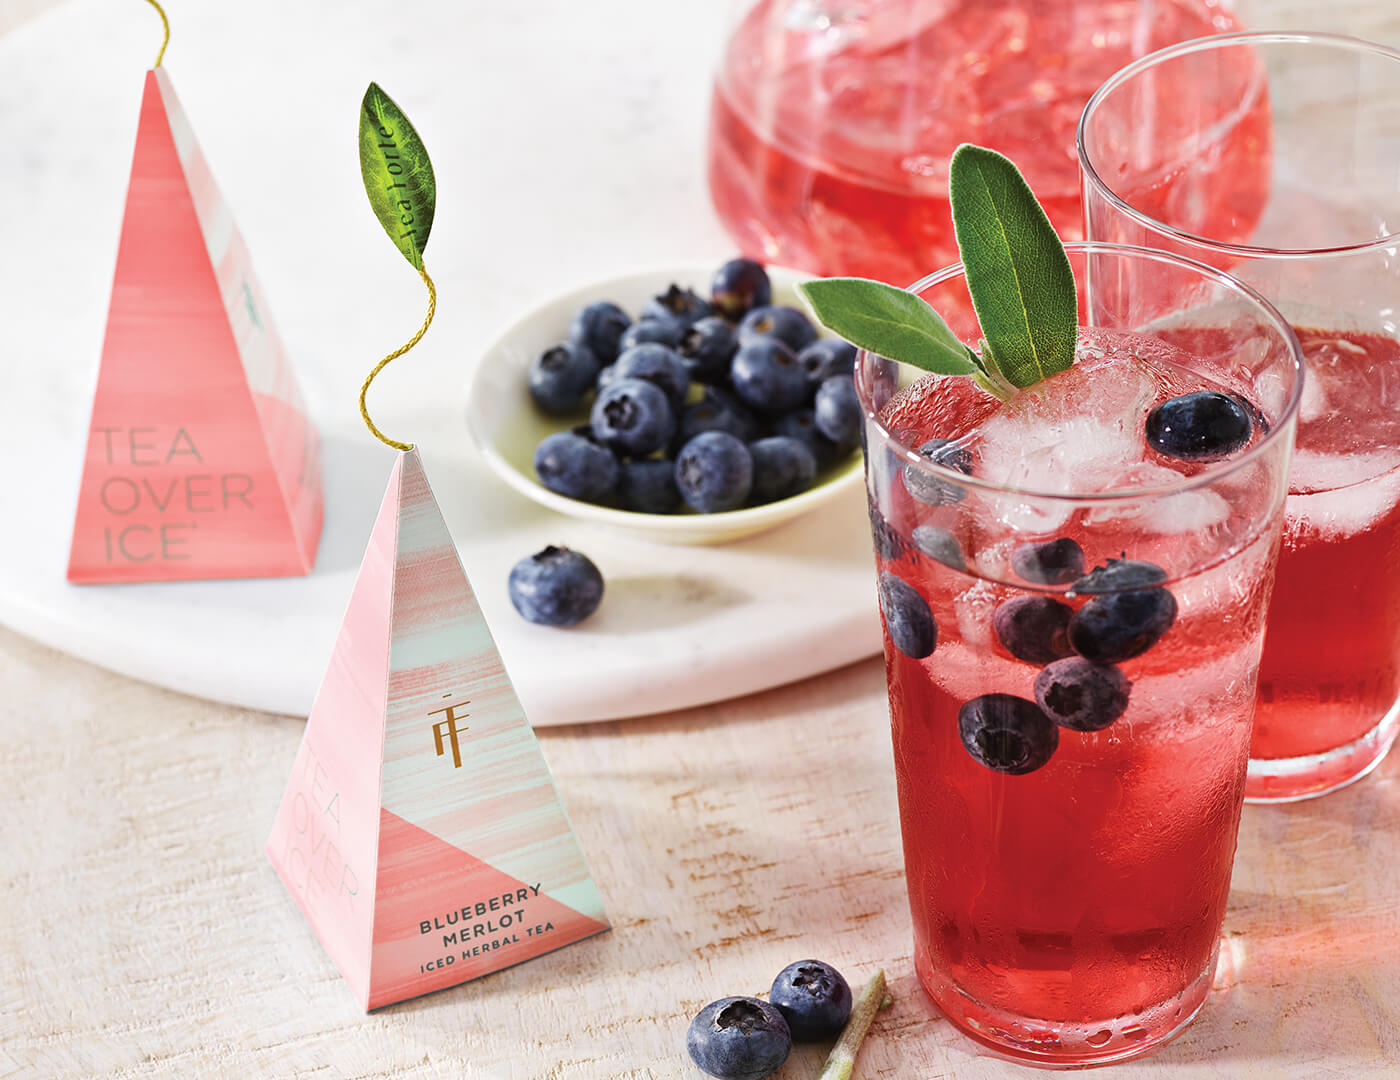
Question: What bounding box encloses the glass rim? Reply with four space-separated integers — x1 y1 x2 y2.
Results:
857 241 1305 505
1077 30 1400 259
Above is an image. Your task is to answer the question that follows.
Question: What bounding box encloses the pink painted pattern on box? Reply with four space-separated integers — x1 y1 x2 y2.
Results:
268 450 607 1010
68 69 321 584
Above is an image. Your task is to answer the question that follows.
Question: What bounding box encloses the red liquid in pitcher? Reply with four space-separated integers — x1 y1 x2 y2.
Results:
708 0 1244 283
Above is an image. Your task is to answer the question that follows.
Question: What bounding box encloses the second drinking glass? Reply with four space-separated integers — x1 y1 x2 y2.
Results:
1080 32 1400 801
862 243 1301 1066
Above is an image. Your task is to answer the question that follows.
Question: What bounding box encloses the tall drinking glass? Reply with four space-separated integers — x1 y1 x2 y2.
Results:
1080 33 1400 801
704 0 1247 285
863 243 1301 1066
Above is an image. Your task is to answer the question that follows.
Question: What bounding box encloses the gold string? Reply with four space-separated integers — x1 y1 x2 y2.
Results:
144 0 170 67
358 265 436 452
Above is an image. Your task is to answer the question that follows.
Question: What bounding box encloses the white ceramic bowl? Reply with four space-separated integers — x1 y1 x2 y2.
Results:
465 263 865 545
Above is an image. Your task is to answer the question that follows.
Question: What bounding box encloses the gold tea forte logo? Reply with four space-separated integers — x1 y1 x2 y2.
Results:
264 84 608 1010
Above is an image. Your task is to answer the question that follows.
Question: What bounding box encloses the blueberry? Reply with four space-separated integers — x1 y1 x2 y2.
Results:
748 436 817 504
993 595 1074 664
617 458 681 514
771 409 844 469
591 377 675 456
711 258 772 320
686 997 791 1080
525 341 601 415
1011 538 1086 586
613 343 691 409
678 316 738 384
868 501 912 562
958 694 1059 774
798 339 858 387
1034 658 1131 732
534 431 618 501
675 431 754 512
911 525 966 571
731 339 809 414
902 438 973 506
568 300 631 364
507 546 604 627
596 363 617 390
878 572 936 659
813 375 861 446
1146 391 1253 461
738 305 819 353
770 960 852 1042
619 317 685 353
1071 558 1168 595
1067 587 1178 663
641 284 712 328
675 387 761 449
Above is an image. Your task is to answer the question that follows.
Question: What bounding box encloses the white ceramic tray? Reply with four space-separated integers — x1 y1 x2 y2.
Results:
0 0 883 724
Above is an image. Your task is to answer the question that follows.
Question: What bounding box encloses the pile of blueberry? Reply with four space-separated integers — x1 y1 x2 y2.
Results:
529 258 862 515
687 960 852 1080
881 545 1179 775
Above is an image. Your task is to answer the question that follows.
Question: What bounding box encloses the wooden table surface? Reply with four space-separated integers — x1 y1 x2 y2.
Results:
3 1 1399 1078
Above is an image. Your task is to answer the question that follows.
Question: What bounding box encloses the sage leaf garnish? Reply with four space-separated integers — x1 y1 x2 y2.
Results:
949 144 1077 388
359 83 436 270
795 278 979 378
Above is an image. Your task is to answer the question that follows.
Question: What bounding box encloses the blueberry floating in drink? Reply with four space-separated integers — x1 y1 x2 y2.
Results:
1068 587 1178 663
1034 657 1131 731
769 959 852 1041
902 437 973 506
958 694 1059 775
993 595 1073 664
1071 557 1168 594
686 997 791 1080
911 525 965 571
1011 537 1086 586
878 572 936 659
507 546 604 627
1146 390 1253 461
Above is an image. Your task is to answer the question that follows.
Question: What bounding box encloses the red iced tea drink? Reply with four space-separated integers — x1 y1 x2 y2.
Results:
860 247 1301 1065
707 0 1248 283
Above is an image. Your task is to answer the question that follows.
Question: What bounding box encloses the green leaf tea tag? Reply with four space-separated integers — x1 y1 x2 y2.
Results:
948 144 1077 388
359 83 436 270
796 278 979 377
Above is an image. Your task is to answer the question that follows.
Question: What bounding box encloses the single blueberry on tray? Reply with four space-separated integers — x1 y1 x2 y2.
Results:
769 959 852 1041
1011 537 1086 586
507 546 604 627
731 339 810 414
1071 558 1169 595
686 996 791 1080
678 316 738 384
613 343 691 408
533 431 618 501
738 304 819 353
958 694 1059 774
642 283 712 327
1146 390 1253 461
591 377 675 456
813 375 861 446
675 388 760 450
798 338 857 386
568 300 631 364
711 257 771 320
619 317 684 353
993 595 1074 664
1034 657 1131 732
1067 587 1178 663
527 341 600 415
878 572 936 659
902 437 973 506
748 436 817 504
675 431 754 512
911 525 966 571
617 458 681 514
